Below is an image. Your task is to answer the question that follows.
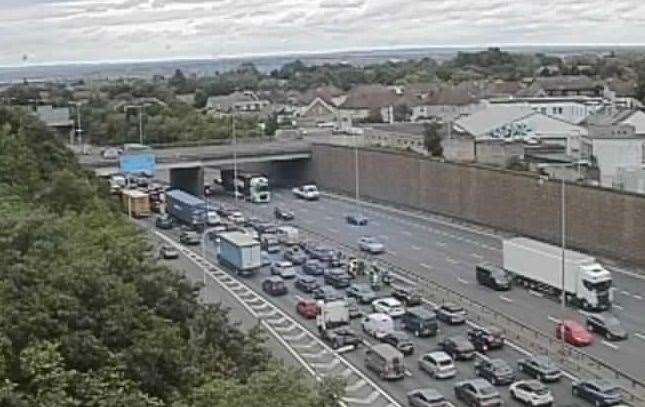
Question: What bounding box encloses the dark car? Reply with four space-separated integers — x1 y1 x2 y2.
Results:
310 245 335 262
435 303 466 325
476 263 512 291
262 277 288 296
454 379 503 407
392 286 423 307
303 259 325 276
155 214 173 229
346 213 368 226
295 275 320 293
401 307 438 337
179 231 201 245
407 388 453 407
324 268 351 288
381 331 415 356
274 207 295 221
586 314 628 341
255 222 279 235
159 245 179 259
438 336 475 360
517 355 562 382
345 283 377 304
474 358 516 386
467 326 505 352
321 326 362 350
312 286 342 302
284 247 308 265
344 297 363 319
572 379 623 406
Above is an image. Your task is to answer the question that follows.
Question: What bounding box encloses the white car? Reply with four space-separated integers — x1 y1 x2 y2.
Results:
270 261 297 279
358 236 385 254
510 380 554 406
227 211 245 224
292 184 320 200
372 297 405 317
361 313 394 339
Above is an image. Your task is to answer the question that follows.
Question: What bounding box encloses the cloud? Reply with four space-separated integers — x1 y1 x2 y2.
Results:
0 0 644 65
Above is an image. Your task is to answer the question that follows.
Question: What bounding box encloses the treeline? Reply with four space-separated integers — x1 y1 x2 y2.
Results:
0 106 342 405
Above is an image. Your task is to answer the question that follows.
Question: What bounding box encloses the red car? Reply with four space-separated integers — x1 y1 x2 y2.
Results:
297 299 320 319
555 320 593 347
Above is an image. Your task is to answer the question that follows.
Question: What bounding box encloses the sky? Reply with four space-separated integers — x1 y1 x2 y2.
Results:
2 0 645 66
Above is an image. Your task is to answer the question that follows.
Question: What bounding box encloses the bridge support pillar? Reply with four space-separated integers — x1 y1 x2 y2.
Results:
169 166 204 197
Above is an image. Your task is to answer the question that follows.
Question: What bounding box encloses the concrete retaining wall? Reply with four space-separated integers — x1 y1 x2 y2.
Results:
311 143 645 265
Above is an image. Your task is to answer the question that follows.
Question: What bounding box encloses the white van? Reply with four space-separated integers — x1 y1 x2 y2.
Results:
276 226 299 245
362 313 394 339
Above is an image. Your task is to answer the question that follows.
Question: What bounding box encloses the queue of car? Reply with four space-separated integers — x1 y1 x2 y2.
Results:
154 195 625 407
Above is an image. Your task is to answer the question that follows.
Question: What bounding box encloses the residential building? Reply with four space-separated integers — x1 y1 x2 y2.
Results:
411 84 483 122
519 75 603 97
205 91 270 114
485 96 605 125
615 167 645 194
295 97 338 127
339 84 401 122
36 105 74 128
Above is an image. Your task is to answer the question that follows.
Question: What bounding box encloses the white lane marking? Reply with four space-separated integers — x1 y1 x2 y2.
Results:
402 231 412 236
411 245 421 251
436 242 446 247
299 208 309 213
620 290 631 296
472 253 483 259
613 304 624 310
328 228 339 233
547 315 561 323
388 250 397 256
634 332 645 341
601 340 619 350
633 295 643 300
457 277 469 284
379 235 389 240
446 257 458 264
528 290 544 298
325 216 333 221
499 295 513 303
578 310 593 317
420 263 432 269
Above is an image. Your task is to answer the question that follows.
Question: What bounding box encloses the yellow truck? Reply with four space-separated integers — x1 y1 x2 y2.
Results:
121 189 151 218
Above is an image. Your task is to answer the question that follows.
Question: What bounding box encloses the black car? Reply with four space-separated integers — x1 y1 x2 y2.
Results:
346 213 368 226
474 358 516 386
467 326 505 352
475 263 512 291
344 297 363 319
294 275 320 293
256 222 279 235
438 336 475 360
320 326 362 350
302 259 325 276
435 303 466 325
310 245 335 262
159 245 179 259
262 277 288 296
391 287 423 307
274 207 295 221
324 268 351 288
179 231 201 245
312 286 342 302
517 355 562 382
454 379 503 407
381 331 415 355
284 247 308 265
586 314 628 341
572 379 623 406
155 215 173 229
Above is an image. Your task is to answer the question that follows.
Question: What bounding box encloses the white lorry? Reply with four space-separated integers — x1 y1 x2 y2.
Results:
217 232 262 276
316 300 361 351
292 184 320 201
503 237 613 311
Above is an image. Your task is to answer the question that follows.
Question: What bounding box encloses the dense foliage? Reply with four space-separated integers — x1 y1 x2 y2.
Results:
0 106 341 405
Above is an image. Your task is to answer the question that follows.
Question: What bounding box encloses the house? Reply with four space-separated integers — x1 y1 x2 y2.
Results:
35 105 74 138
205 91 270 114
296 97 338 127
584 108 645 135
519 75 603 97
581 123 645 188
453 105 587 156
485 96 605 125
411 83 483 122
339 84 401 122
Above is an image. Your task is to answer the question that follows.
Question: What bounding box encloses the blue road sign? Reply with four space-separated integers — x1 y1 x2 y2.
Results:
120 153 155 174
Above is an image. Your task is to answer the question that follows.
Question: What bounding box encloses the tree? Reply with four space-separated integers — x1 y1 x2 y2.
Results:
423 122 443 157
264 113 279 137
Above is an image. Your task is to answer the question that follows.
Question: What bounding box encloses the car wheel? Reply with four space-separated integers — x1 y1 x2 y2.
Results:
510 389 517 400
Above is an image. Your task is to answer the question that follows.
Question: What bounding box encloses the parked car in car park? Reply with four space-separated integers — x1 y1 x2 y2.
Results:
510 380 554 406
467 326 505 352
302 258 325 275
159 245 179 259
585 314 628 341
407 388 455 407
380 331 415 356
572 379 623 406
419 351 457 379
346 213 368 226
358 236 386 254
474 358 516 385
262 277 288 296
270 261 297 279
435 303 466 325
372 297 405 317
296 299 320 319
294 275 320 293
391 286 422 307
517 355 562 382
454 379 504 407
437 336 475 360
555 319 593 347
346 283 377 304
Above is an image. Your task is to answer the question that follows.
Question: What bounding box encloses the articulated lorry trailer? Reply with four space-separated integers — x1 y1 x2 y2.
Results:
503 237 613 311
221 169 270 203
165 189 206 229
217 231 262 276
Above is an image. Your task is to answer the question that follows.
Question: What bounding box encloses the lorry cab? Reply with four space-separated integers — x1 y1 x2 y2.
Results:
475 263 512 290
578 264 613 310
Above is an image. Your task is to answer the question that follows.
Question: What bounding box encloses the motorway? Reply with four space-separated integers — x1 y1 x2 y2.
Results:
199 183 645 383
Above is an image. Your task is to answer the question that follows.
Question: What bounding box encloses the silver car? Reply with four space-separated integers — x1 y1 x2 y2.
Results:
270 261 297 279
419 351 457 379
358 236 385 254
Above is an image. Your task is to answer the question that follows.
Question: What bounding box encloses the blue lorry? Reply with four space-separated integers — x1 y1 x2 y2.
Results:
165 189 206 229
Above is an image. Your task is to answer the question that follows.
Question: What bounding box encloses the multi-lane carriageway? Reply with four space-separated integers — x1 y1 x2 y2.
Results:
137 185 645 406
